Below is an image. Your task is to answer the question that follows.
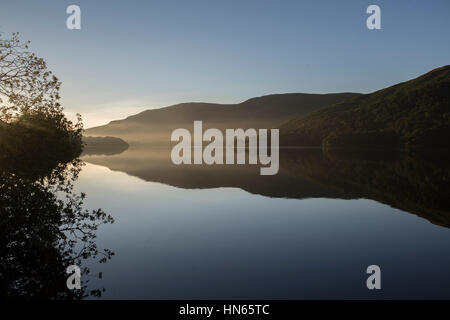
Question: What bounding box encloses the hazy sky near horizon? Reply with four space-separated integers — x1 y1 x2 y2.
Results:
1 0 449 128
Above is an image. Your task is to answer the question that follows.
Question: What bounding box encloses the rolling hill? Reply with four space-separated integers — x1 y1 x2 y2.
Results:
279 65 450 149
85 93 360 145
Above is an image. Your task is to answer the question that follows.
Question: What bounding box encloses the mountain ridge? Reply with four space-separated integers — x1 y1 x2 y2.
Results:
85 92 361 145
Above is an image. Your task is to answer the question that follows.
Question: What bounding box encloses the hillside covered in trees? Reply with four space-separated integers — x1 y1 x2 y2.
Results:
280 66 450 149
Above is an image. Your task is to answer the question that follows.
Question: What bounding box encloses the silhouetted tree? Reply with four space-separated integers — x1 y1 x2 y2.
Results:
0 32 84 159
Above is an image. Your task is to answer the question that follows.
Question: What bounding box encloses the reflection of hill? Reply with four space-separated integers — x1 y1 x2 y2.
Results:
282 149 450 228
83 147 450 228
82 147 352 200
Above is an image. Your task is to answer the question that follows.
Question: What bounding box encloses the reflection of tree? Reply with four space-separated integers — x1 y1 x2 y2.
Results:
0 158 114 299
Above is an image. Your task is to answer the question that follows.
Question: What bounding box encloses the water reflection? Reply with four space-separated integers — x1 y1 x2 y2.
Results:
83 147 450 228
0 155 114 299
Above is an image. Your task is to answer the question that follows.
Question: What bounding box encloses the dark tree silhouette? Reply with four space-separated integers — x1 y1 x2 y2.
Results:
0 32 84 160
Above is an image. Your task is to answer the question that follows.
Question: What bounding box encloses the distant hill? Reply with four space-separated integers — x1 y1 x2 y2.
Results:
82 136 129 155
280 66 450 149
85 93 360 145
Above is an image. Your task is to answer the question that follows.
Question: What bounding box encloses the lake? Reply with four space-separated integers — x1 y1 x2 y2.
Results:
73 147 450 299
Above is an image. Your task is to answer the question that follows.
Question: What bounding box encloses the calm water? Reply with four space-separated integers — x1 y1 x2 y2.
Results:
73 147 450 299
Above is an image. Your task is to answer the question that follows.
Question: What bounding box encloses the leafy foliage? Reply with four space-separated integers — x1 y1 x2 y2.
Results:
0 32 83 158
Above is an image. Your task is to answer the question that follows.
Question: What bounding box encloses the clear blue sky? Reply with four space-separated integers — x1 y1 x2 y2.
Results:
1 0 449 127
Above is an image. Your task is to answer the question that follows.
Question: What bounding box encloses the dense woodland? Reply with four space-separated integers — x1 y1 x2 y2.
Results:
279 66 450 149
